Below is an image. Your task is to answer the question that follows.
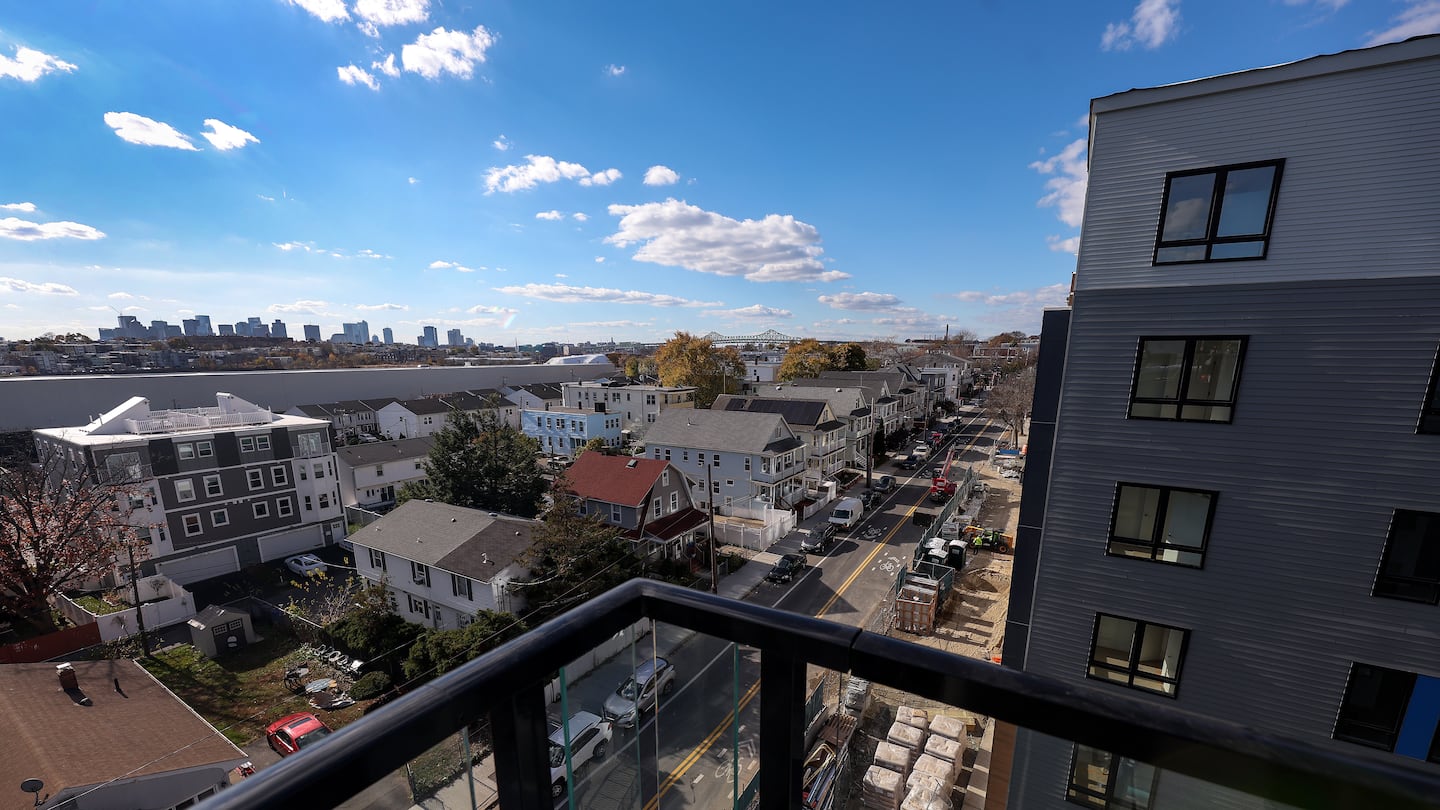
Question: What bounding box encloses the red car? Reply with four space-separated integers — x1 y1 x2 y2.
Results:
266 712 333 757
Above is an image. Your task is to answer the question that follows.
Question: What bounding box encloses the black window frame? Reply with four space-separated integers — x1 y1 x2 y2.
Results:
1372 509 1440 604
1127 336 1248 423
1152 159 1284 265
452 573 473 601
1065 744 1159 810
1107 482 1217 568
1419 345 1440 435
1086 613 1190 698
1333 662 1415 752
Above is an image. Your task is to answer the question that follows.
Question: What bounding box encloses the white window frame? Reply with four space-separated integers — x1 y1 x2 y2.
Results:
239 437 255 452
276 497 294 517
369 548 386 570
182 514 203 536
669 492 679 512
247 469 265 490
175 479 196 503
253 501 271 519
412 561 430 587
272 465 289 486
319 492 331 509
203 474 222 497
177 443 195 461
210 508 229 528
256 435 271 451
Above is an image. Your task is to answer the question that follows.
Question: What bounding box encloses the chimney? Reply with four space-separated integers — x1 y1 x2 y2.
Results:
57 663 79 691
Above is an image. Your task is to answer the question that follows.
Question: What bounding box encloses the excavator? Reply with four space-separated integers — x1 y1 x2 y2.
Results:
927 447 958 503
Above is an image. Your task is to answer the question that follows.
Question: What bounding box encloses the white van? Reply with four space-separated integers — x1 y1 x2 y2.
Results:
829 497 864 529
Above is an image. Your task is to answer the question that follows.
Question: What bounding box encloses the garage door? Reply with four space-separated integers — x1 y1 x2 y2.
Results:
257 525 324 562
156 547 240 585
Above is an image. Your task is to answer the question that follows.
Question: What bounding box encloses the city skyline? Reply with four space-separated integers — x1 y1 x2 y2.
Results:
1 2 1435 342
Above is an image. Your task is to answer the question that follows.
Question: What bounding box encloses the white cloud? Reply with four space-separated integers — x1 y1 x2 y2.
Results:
1366 1 1440 45
466 304 518 315
356 302 408 311
0 276 78 295
402 25 495 80
354 0 429 27
1047 235 1081 255
706 304 793 320
535 210 564 221
1 202 36 212
257 194 276 202
572 212 589 222
1101 0 1181 51
200 119 259 150
1030 138 1088 229
430 259 478 272
580 168 622 187
555 273 569 278
108 292 135 300
485 154 613 194
373 53 400 77
273 241 312 252
952 283 1070 331
287 0 348 22
357 249 391 259
1283 0 1348 8
121 305 145 312
407 177 418 185
493 134 511 151
0 45 77 82
605 64 626 76
337 64 379 90
593 257 605 263
495 282 721 308
818 292 902 310
643 165 680 186
103 112 198 150
267 299 329 314
0 216 105 241
429 260 454 269
605 198 847 283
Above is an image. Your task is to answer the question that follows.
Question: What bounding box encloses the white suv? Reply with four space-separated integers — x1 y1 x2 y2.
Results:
549 711 612 798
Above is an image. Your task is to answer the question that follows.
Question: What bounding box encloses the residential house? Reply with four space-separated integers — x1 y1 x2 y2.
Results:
643 409 806 513
284 398 397 444
522 405 624 457
32 393 345 585
375 390 520 440
712 395 848 490
819 370 926 429
1006 36 1440 809
560 454 708 561
350 500 534 629
501 382 565 412
1 659 247 809
899 351 976 404
561 380 696 438
335 436 434 510
758 383 875 469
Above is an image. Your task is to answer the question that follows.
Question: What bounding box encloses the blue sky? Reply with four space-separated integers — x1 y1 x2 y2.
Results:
1 1 1435 345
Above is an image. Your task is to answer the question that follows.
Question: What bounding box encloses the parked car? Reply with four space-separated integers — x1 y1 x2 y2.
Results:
602 657 676 728
549 711 612 798
801 523 838 553
766 553 808 584
285 554 327 577
913 444 931 460
266 712 333 757
874 475 896 492
859 489 881 510
896 455 919 470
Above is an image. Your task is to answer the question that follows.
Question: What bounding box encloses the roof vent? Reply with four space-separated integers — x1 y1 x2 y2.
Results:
489 512 498 517
626 459 638 468
451 517 457 522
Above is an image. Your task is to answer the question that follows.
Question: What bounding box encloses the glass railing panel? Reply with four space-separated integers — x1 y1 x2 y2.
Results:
393 724 488 809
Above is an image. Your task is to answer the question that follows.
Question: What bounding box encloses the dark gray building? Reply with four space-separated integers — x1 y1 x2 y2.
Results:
1007 36 1440 808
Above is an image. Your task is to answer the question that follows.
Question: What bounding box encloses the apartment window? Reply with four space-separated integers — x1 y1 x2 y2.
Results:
669 492 678 512
412 561 430 587
177 443 196 460
183 514 202 536
272 465 289 486
664 449 671 461
712 481 720 495
276 497 294 517
319 493 331 508
298 432 322 456
375 464 384 477
647 413 655 423
175 479 196 502
744 457 751 472
415 461 423 470
369 548 386 570
1107 484 1215 568
1087 614 1188 697
104 452 143 484
1066 744 1158 809
239 436 255 452
1334 663 1415 751
408 594 430 618
611 504 622 523
247 469 264 490
1128 337 1246 423
725 479 735 487
653 449 661 459
1153 160 1283 264
128 493 145 510
253 501 270 519
1421 346 1440 434
452 574 473 601
1373 509 1440 604
299 465 308 480
313 463 325 479
203 474 223 498
662 470 670 486
712 455 720 467
653 498 662 519
210 509 229 528
304 495 313 511
698 452 706 466
196 441 214 458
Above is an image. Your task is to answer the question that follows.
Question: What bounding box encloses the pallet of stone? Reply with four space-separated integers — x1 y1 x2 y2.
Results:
861 765 904 810
928 714 967 741
886 720 925 760
923 733 962 767
895 705 930 733
904 771 950 797
900 784 946 810
874 741 913 780
911 752 958 786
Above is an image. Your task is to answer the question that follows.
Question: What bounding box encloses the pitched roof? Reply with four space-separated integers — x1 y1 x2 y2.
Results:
753 384 871 418
336 436 435 467
645 409 792 454
350 500 535 580
517 382 563 400
624 507 708 542
562 453 669 507
712 395 829 428
0 660 245 801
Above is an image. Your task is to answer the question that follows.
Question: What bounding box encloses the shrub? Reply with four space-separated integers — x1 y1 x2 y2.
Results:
351 671 392 700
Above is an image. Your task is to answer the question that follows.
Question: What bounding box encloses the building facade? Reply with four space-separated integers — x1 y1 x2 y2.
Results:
521 405 624 457
1006 37 1440 809
644 409 807 512
712 395 848 489
335 436 433 510
561 380 697 437
561 454 708 560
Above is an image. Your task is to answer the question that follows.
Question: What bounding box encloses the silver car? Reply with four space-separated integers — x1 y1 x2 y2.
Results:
602 657 676 728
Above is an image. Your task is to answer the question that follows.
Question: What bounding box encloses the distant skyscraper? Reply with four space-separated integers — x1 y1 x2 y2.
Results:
303 324 321 342
182 319 199 337
341 320 371 344
382 327 394 344
422 326 438 348
447 328 463 347
218 324 235 336
271 320 288 339
235 321 250 336
195 315 213 336
253 323 270 338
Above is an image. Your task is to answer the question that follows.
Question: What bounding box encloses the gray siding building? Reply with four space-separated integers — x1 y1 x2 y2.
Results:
1007 37 1440 809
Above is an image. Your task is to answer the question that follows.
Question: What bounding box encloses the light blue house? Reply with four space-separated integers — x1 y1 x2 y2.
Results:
521 405 624 457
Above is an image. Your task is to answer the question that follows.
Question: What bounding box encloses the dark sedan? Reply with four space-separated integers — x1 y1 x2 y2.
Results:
765 553 808 584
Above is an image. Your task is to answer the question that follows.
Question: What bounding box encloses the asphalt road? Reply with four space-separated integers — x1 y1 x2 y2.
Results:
549 408 1004 810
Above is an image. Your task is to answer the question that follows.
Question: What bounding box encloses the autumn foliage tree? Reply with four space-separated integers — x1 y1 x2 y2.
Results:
776 339 868 381
0 449 152 629
984 366 1037 446
653 332 745 407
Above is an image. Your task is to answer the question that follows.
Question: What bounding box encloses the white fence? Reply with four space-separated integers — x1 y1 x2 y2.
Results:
54 575 198 642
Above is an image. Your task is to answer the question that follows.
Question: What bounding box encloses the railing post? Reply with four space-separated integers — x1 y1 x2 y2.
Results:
758 647 806 810
491 682 552 810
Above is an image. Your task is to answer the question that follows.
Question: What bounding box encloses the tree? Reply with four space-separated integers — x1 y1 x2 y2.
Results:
576 437 608 458
399 406 547 518
776 340 869 381
653 332 745 407
327 581 425 677
518 498 641 624
985 366 1037 445
871 427 888 463
402 610 529 682
0 449 151 630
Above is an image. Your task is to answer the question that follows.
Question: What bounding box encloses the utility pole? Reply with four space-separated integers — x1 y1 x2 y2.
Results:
706 464 718 595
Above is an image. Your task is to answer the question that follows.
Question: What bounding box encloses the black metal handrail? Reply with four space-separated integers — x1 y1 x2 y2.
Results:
203 579 1440 810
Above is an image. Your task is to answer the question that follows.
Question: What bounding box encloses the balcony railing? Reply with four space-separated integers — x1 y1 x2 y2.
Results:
205 579 1440 810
